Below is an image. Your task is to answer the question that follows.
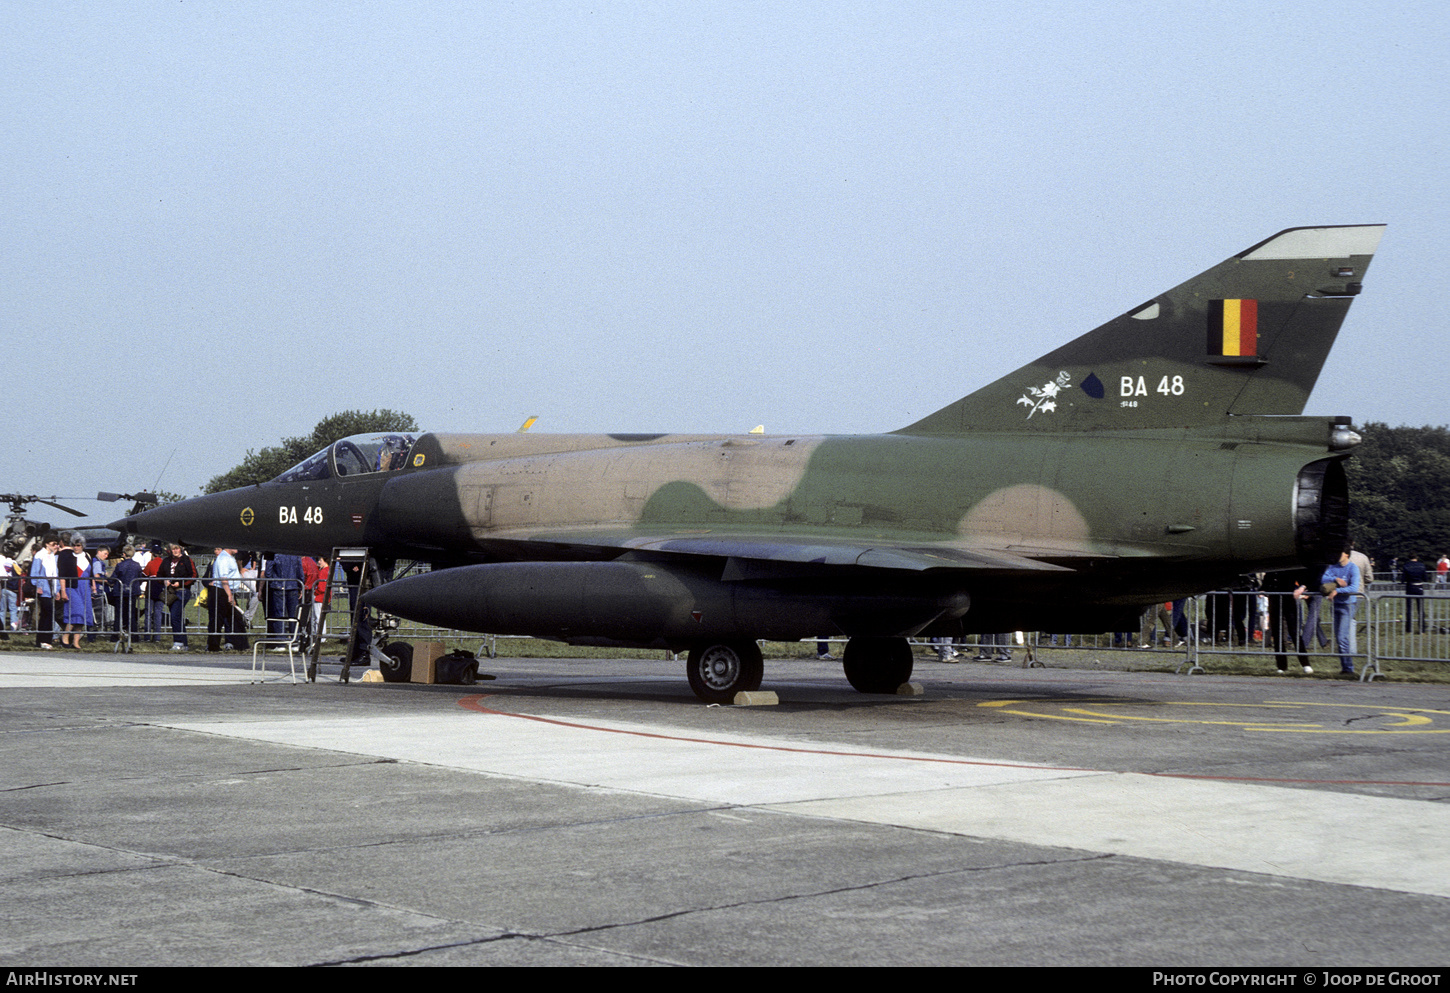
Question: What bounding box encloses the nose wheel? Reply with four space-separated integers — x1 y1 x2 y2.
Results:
685 640 764 703
380 642 413 682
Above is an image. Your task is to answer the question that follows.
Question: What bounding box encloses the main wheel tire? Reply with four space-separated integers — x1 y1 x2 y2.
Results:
685 640 764 704
842 637 914 693
380 642 413 683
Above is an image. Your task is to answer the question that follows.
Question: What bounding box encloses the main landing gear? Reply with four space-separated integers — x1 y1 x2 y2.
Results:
842 636 914 694
685 640 764 704
683 636 914 703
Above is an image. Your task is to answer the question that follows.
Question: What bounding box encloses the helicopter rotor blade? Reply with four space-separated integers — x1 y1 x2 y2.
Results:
37 499 87 517
97 491 158 506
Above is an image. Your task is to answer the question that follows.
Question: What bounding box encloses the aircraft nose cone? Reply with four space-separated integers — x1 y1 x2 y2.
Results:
108 502 180 540
107 491 252 548
108 509 152 534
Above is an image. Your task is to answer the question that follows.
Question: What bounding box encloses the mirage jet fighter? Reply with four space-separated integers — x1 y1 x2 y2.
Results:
115 224 1383 702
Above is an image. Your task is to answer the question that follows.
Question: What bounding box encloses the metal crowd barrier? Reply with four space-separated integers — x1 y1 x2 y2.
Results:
7 559 500 658
1367 592 1450 670
1184 589 1373 679
6 570 355 654
911 629 1185 669
904 590 1414 683
10 564 1448 685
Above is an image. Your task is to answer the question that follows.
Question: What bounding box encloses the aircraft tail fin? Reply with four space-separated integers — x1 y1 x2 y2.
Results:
897 224 1385 435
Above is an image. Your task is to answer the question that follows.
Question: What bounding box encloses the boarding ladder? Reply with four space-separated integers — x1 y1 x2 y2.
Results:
306 546 380 683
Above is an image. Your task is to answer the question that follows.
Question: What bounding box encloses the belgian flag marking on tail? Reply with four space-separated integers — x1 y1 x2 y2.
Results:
1207 299 1257 357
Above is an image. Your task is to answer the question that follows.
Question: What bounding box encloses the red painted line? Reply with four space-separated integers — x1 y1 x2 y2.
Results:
455 695 1450 789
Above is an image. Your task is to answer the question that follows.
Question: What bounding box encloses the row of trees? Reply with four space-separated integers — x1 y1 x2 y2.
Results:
1346 423 1450 567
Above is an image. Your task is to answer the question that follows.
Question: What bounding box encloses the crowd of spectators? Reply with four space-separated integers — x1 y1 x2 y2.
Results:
1 534 340 652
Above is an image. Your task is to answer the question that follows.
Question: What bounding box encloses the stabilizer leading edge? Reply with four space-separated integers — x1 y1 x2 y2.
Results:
898 224 1385 435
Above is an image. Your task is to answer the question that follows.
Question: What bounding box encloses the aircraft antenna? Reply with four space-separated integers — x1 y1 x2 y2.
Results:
150 448 176 493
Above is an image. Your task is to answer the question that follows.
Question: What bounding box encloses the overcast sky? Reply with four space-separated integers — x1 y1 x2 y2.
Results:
5 1 1445 525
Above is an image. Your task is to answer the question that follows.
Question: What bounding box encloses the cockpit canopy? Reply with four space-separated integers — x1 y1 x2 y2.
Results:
271 433 418 484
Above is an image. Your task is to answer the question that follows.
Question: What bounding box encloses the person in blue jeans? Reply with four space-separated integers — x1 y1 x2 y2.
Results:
1321 547 1362 675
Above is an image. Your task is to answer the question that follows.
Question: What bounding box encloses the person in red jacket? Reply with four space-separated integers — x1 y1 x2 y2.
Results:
300 556 330 646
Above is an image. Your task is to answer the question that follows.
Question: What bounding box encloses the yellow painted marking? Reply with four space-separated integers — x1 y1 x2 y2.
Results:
1062 707 1324 728
1266 701 1450 715
994 709 1120 724
240 507 254 526
975 698 1450 734
1223 298 1242 356
1171 702 1308 709
975 699 1120 723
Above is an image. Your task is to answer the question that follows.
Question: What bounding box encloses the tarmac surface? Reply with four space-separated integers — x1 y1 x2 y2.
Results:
2 645 1448 967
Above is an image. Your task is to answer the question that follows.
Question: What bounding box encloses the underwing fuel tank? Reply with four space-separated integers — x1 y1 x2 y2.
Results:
361 560 970 647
